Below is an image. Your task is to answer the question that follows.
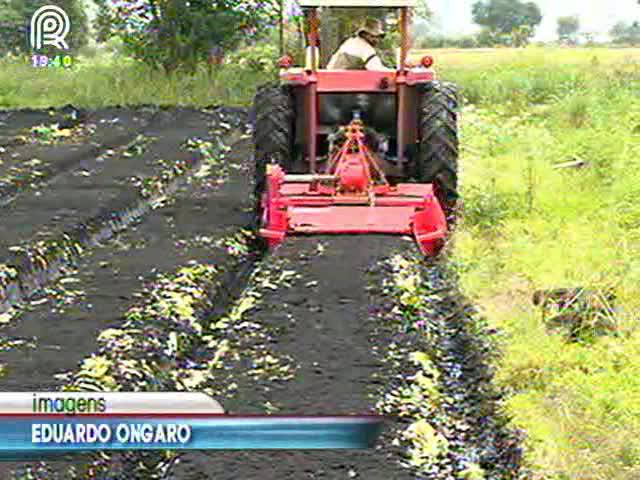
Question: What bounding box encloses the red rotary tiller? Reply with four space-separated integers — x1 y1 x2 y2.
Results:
253 0 459 256
260 117 448 256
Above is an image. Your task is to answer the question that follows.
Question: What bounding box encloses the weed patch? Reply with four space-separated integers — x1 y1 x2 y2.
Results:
452 48 640 479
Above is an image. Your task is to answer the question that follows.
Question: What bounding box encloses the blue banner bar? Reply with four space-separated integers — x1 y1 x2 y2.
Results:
0 416 383 459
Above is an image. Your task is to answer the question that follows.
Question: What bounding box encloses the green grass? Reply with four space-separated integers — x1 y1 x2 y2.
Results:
447 49 640 479
3 45 638 110
434 48 640 109
0 53 268 108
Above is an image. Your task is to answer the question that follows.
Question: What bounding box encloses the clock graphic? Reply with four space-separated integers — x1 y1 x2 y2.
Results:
31 55 73 69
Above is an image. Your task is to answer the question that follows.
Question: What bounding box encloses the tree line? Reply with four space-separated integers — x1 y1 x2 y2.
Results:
1 0 639 72
420 0 640 48
1 0 282 72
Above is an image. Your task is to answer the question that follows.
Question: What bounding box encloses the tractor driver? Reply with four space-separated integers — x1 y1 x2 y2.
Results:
326 18 392 71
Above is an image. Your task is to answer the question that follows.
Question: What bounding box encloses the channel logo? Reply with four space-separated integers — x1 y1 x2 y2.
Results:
30 5 70 50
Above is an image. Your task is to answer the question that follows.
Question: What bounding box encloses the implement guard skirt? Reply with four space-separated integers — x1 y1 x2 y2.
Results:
259 168 447 256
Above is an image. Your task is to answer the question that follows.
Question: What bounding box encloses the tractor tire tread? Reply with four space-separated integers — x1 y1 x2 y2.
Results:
252 82 295 227
417 80 460 220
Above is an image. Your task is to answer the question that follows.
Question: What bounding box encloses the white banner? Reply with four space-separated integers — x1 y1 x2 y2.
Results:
0 392 224 415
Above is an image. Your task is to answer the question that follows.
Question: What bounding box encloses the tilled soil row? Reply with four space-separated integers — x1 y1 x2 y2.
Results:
10 243 262 480
2 133 259 479
0 134 253 393
0 107 157 206
173 236 419 480
6 143 296 479
0 106 246 244
376 251 526 480
0 107 246 314
171 239 526 480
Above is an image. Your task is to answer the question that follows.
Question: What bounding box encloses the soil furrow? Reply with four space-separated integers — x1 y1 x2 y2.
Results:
0 136 252 395
0 108 202 247
374 252 526 479
414 262 524 479
0 107 158 206
172 235 418 480
0 108 239 312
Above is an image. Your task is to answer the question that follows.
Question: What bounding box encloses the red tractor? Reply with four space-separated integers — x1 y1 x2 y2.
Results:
253 0 459 256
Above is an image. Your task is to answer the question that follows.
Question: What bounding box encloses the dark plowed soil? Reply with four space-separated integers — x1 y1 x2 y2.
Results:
0 108 215 254
0 107 523 480
173 236 417 480
0 109 67 144
0 108 157 204
0 138 252 394
0 107 251 479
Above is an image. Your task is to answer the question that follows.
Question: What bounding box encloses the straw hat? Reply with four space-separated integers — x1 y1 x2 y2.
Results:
357 18 385 37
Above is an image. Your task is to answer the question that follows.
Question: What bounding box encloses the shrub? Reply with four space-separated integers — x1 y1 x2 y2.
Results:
415 34 479 49
227 43 279 73
93 0 280 73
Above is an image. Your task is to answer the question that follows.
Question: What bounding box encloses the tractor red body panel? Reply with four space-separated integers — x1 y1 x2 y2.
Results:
281 69 435 92
283 69 434 168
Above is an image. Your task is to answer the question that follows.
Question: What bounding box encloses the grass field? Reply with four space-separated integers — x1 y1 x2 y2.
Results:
0 50 265 109
1 46 640 478
1 46 638 109
437 48 640 479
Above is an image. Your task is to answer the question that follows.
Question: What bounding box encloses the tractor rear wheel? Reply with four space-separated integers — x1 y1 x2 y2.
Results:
417 81 459 221
252 82 295 227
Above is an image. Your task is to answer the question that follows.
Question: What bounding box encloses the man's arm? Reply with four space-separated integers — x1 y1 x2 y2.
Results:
357 39 393 71
364 54 393 71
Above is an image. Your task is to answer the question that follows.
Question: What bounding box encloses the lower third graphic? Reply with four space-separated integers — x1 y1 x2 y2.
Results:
30 5 70 50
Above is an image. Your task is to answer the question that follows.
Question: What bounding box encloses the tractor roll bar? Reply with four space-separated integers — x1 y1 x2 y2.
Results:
299 4 413 72
298 2 415 173
399 7 409 72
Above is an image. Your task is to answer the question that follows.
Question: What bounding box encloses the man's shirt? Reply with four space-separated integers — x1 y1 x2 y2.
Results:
326 36 390 70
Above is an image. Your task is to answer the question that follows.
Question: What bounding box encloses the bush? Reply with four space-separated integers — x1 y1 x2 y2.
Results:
94 0 280 73
415 34 479 49
227 43 279 73
610 21 640 46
